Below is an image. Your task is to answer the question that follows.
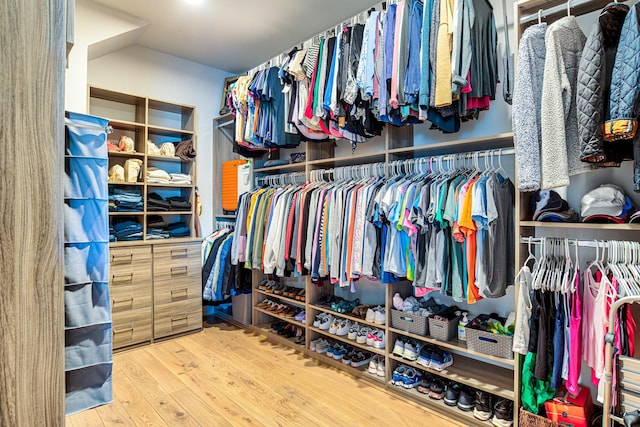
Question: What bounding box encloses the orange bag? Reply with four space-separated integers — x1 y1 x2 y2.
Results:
221 160 248 212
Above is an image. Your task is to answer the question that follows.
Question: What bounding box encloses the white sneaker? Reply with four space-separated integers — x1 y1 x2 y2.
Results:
313 313 325 328
366 328 378 346
373 330 385 349
374 307 386 325
315 339 329 354
365 308 376 323
403 341 420 361
309 338 322 352
319 314 333 331
357 327 369 344
347 322 360 340
367 354 379 375
392 339 405 357
376 357 385 377
328 318 340 334
336 319 350 336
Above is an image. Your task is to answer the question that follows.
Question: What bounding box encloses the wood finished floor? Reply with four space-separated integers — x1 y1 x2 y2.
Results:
66 321 466 427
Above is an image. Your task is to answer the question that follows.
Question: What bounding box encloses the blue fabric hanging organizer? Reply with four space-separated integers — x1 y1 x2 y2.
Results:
64 111 113 415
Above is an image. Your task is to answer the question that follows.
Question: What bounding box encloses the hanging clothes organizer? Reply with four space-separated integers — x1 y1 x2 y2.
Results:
63 112 113 415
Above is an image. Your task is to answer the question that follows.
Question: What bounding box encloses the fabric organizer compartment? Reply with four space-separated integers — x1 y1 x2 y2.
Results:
65 112 109 159
64 282 112 329
65 323 113 371
64 242 110 284
64 199 109 243
64 157 108 200
64 111 112 415
64 362 113 415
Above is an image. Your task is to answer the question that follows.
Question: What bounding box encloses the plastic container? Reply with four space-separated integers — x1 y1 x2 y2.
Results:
458 312 469 341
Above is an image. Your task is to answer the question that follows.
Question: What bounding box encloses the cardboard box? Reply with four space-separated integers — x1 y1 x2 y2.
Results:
544 387 593 427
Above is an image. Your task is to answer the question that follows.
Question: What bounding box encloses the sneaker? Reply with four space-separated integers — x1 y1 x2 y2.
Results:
328 318 340 334
373 330 386 349
356 327 369 344
365 308 376 323
392 339 405 357
376 357 385 377
457 387 476 412
444 382 461 407
374 307 386 325
417 346 433 368
343 350 355 365
473 391 493 421
351 351 371 368
347 322 360 340
429 378 445 399
430 350 453 371
294 310 306 322
417 376 433 394
366 329 378 346
318 314 333 331
491 399 513 427
393 292 404 310
403 341 421 361
392 365 407 386
336 319 350 336
368 354 380 375
312 313 324 328
332 344 349 360
309 337 322 352
315 339 329 354
402 367 422 389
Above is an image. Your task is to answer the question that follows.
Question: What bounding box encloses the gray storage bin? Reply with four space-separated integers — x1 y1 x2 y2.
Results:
428 315 461 342
232 293 252 325
391 309 429 336
466 328 514 359
65 363 113 415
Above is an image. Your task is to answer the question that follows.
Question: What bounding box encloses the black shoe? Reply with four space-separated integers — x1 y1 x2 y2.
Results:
473 391 493 421
428 378 445 400
457 386 476 412
491 399 513 427
444 382 461 406
417 375 433 394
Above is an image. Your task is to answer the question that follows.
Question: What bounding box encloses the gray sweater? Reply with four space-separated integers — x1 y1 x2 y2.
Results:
513 23 546 192
540 16 591 190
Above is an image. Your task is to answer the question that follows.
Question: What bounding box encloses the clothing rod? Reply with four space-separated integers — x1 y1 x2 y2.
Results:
216 120 234 128
519 236 608 248
519 0 593 24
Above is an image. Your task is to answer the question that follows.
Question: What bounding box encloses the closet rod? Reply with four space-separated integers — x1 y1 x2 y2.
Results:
216 120 234 128
519 236 608 248
519 0 597 24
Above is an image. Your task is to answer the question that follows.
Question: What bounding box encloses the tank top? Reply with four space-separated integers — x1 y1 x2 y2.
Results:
512 266 533 355
582 270 609 386
567 271 582 396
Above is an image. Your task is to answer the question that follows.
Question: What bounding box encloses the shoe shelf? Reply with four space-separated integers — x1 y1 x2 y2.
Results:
306 350 386 385
307 325 386 356
308 304 384 329
253 307 306 328
388 354 514 400
255 289 306 308
388 327 515 368
387 382 492 427
255 323 305 350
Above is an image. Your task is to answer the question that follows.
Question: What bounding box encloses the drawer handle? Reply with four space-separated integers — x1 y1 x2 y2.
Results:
170 248 188 257
171 315 188 322
112 272 134 282
113 327 134 334
171 266 188 275
171 288 189 297
112 253 134 262
112 297 134 305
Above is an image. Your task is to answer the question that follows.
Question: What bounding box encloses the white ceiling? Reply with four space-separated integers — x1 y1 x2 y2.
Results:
85 0 381 74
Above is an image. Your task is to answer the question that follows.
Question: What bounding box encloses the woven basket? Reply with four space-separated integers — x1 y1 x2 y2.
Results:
466 327 514 360
391 309 429 336
428 315 460 342
519 408 560 427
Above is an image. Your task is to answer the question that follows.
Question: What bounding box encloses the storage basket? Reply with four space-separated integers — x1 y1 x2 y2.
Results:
519 408 560 427
428 315 460 342
466 327 514 360
391 309 429 336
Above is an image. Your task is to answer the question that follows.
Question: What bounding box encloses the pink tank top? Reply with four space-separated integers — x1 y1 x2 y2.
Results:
567 271 582 396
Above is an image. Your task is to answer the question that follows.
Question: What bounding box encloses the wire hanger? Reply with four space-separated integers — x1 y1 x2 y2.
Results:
538 9 543 24
567 0 572 16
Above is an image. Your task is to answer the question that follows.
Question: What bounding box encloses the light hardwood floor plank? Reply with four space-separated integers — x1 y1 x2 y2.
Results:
66 321 468 426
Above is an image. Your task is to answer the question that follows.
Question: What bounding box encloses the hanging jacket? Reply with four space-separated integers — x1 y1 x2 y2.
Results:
608 5 640 190
513 23 546 192
540 16 590 189
577 3 629 164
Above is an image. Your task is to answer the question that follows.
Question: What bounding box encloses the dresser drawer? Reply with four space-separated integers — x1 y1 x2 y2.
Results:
110 245 151 267
109 262 152 287
153 256 200 283
153 242 200 262
111 282 151 312
154 278 200 306
112 307 152 349
154 298 202 339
